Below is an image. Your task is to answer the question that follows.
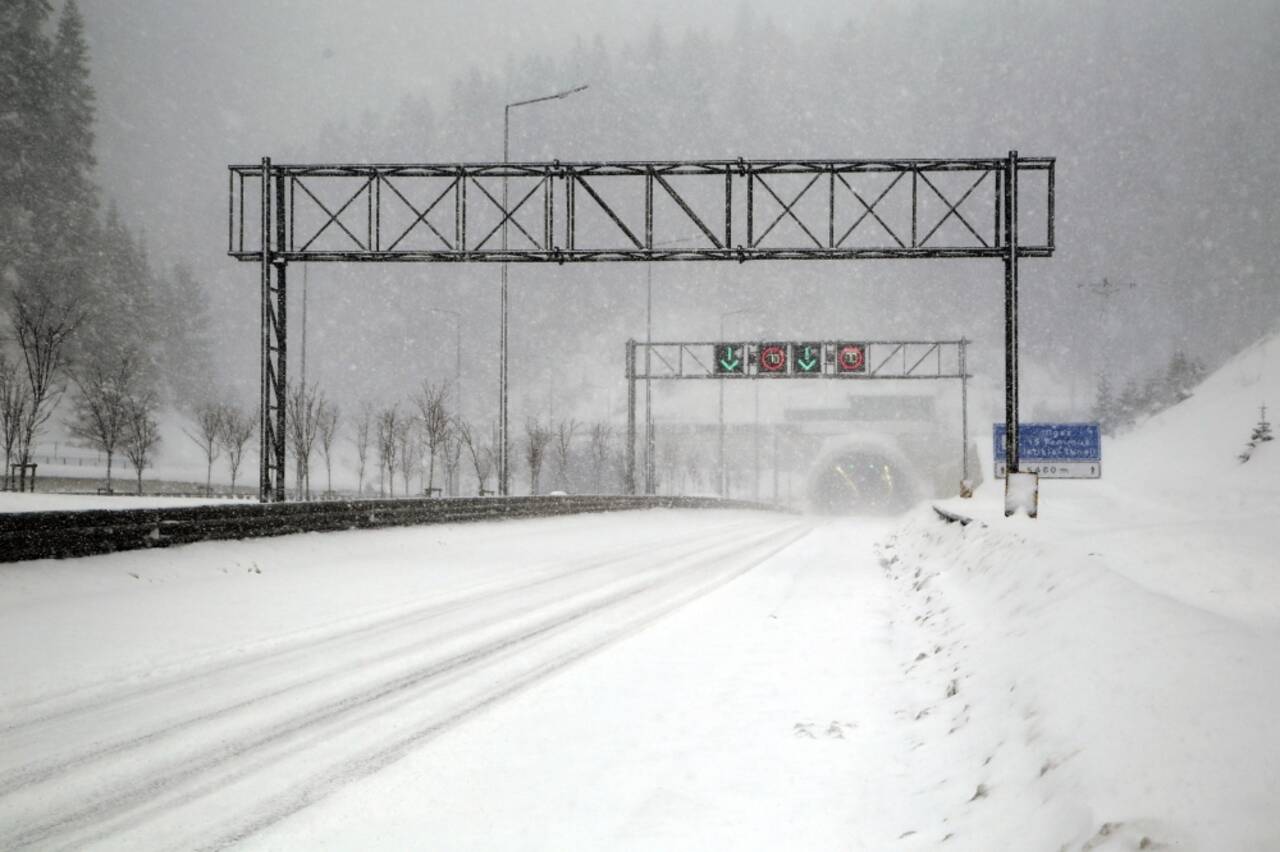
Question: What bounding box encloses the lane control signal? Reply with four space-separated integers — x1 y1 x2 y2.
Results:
714 343 745 374
792 342 823 376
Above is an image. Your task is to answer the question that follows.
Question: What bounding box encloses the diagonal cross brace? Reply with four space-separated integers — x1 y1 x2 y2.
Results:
470 177 544 251
295 177 371 252
752 173 824 248
834 171 907 248
382 176 458 251
917 170 991 249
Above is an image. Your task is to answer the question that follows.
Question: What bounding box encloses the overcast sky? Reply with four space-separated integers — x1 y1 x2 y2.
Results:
75 0 1280 422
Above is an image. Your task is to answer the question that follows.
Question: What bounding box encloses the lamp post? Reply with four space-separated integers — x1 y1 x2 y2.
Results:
499 83 589 497
718 307 756 497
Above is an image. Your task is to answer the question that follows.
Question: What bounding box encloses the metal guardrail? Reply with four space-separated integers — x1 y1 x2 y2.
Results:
0 496 786 564
932 504 979 526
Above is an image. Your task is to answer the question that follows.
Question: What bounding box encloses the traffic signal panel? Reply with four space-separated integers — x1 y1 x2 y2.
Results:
758 342 789 374
835 342 867 373
791 342 823 376
714 343 745 374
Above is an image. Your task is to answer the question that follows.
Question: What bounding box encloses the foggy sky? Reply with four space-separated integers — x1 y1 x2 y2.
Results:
77 0 1280 428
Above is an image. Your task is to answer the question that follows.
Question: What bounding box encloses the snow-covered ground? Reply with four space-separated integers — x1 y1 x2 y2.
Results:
2 333 1279 850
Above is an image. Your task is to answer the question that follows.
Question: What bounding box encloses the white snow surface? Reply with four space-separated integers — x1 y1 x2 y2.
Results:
2 332 1280 850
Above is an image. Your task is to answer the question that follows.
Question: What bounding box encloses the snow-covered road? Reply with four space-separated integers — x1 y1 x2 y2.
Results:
5 493 1279 850
1 510 825 849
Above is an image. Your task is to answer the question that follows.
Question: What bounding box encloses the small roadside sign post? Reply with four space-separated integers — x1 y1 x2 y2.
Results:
993 423 1102 479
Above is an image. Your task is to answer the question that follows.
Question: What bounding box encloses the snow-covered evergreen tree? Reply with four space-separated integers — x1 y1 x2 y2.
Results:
1251 404 1273 444
1239 404 1272 463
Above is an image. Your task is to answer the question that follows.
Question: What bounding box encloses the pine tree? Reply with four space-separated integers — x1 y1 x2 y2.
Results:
0 0 54 298
1239 403 1272 463
1251 404 1273 444
1092 372 1117 434
1163 350 1206 407
47 1 97 240
156 263 214 406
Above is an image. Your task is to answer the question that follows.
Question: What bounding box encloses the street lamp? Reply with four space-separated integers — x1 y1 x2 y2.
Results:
499 84 589 497
719 307 756 497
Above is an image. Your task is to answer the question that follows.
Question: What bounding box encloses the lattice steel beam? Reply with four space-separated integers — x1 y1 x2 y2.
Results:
229 157 1054 263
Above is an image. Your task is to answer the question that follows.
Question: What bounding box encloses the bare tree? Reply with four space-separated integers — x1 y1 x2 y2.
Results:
68 351 143 494
218 404 255 495
1 352 32 490
524 417 552 495
457 419 494 495
376 405 399 497
316 399 340 496
9 288 85 471
552 418 578 492
185 400 223 497
122 392 161 495
441 426 463 496
588 421 614 494
658 435 680 495
414 380 450 496
286 381 322 499
394 416 417 496
351 401 373 496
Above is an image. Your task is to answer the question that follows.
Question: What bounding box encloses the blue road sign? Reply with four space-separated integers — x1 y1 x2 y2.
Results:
993 422 1101 479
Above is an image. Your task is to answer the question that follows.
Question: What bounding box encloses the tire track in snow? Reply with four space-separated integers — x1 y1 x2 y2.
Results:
1 520 772 798
0 519 760 736
1 520 808 850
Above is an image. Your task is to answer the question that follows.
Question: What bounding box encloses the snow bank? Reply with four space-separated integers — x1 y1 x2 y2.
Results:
873 328 1280 849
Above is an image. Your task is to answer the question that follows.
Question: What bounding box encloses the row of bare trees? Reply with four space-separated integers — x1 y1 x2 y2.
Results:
185 400 256 497
160 372 632 500
356 382 476 498
0 288 163 494
524 417 626 495
285 382 340 500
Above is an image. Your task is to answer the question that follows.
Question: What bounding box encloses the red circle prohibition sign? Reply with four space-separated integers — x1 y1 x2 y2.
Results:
760 345 787 372
837 344 865 372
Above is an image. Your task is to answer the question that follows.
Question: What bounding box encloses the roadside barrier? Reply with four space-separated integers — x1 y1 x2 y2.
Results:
0 495 785 563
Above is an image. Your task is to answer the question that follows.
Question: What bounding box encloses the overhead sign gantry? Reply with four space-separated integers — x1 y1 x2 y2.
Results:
625 339 973 495
228 153 1054 503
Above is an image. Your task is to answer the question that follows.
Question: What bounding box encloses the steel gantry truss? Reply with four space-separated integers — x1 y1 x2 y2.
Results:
230 152 1053 502
624 339 973 496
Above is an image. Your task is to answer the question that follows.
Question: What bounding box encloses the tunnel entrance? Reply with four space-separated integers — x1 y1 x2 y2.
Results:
806 444 920 515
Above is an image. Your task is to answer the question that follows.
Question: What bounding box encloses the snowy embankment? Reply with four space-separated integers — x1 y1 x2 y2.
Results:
877 331 1280 850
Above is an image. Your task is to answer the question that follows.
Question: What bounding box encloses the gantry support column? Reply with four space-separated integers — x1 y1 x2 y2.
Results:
1002 149 1020 479
259 158 288 502
960 336 971 496
625 339 637 495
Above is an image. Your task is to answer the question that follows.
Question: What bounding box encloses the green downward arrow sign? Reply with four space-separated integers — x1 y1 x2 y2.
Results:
719 348 741 371
797 347 818 372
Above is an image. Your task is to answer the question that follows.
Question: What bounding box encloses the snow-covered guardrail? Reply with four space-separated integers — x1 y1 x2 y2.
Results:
0 495 786 564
